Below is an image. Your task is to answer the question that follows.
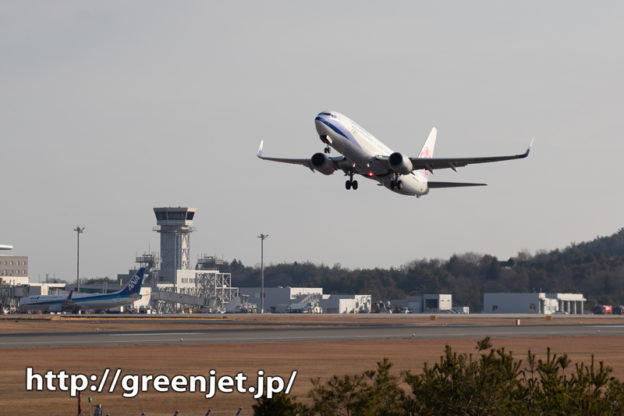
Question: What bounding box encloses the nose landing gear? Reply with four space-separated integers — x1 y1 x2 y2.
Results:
320 135 332 154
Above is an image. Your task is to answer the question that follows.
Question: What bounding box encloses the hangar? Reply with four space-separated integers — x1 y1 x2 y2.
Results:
483 292 586 314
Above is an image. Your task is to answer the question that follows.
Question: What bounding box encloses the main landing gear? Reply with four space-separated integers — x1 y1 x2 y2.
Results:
345 170 358 190
345 179 358 190
390 174 403 190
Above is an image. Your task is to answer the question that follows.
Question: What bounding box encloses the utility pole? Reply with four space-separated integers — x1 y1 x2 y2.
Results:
74 226 85 291
257 233 269 314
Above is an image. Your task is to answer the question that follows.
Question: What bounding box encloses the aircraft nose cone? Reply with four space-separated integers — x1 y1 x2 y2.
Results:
315 116 330 136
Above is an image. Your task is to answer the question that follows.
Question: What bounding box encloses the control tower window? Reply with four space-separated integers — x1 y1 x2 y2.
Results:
168 212 185 220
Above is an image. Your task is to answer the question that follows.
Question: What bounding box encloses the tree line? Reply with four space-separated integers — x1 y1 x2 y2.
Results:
223 228 624 311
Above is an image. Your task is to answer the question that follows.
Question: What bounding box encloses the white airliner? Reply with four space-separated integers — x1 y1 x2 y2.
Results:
18 268 145 313
257 111 532 196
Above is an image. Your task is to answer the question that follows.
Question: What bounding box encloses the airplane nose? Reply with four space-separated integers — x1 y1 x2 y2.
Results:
315 116 331 136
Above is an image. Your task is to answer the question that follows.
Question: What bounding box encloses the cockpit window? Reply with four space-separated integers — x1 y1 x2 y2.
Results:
320 112 332 116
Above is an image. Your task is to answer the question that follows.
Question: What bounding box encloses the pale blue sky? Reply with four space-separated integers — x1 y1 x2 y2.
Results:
1 1 623 281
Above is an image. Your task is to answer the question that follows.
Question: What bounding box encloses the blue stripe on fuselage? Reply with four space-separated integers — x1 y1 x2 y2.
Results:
24 292 132 306
315 117 362 150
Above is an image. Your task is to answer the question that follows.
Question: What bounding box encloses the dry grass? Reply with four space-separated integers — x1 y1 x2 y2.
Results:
2 316 624 415
2 313 622 333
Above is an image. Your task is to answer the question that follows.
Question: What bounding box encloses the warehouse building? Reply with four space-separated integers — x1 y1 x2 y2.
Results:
320 294 371 314
390 294 453 313
239 287 372 314
483 292 586 314
239 287 323 313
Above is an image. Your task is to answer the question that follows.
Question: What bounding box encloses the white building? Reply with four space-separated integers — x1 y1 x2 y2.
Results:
27 283 66 296
239 287 323 313
0 254 28 285
238 288 372 314
390 294 453 313
320 295 371 314
483 292 586 314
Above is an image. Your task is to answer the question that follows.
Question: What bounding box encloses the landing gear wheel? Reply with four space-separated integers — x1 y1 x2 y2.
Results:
390 173 402 191
345 169 357 190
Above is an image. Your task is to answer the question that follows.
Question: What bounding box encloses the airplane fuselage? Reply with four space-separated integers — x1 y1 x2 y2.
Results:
18 268 145 313
18 292 140 312
314 112 428 196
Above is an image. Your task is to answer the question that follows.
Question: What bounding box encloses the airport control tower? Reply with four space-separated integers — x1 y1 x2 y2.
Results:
153 207 196 283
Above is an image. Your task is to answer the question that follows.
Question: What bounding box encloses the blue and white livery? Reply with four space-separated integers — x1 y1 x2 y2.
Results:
257 111 532 197
18 268 145 313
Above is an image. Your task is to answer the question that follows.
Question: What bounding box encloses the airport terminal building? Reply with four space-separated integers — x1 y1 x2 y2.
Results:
0 255 28 286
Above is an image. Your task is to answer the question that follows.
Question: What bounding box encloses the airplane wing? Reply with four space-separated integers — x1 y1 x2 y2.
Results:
257 141 350 172
257 140 313 168
428 181 486 188
408 141 533 172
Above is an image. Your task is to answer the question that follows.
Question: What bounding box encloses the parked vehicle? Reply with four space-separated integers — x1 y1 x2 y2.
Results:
613 305 624 315
592 305 613 314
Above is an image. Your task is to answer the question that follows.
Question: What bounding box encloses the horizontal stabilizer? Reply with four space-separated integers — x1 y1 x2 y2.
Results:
428 181 486 188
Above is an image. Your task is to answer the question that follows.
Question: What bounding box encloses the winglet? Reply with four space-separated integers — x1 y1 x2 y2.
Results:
519 139 534 158
257 140 264 159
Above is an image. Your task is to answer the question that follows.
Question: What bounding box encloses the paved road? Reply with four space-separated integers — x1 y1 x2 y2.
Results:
2 322 624 348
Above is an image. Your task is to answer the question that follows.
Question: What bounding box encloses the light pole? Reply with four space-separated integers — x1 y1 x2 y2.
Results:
74 226 85 291
258 233 269 314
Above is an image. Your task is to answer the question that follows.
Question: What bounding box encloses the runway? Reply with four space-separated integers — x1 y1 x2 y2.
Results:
3 322 624 348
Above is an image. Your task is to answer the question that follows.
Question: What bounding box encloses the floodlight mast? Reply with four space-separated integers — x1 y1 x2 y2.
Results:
74 226 85 291
258 233 269 313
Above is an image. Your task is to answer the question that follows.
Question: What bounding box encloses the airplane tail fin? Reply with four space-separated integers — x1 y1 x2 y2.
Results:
418 127 437 179
419 127 437 159
117 268 145 296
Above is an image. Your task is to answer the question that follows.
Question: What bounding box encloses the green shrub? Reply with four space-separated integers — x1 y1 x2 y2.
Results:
253 338 624 416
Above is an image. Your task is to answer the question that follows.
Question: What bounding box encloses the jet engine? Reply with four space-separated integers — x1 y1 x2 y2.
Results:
311 153 336 175
388 152 413 174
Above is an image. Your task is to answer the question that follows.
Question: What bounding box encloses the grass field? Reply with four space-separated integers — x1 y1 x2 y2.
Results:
2 315 623 415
